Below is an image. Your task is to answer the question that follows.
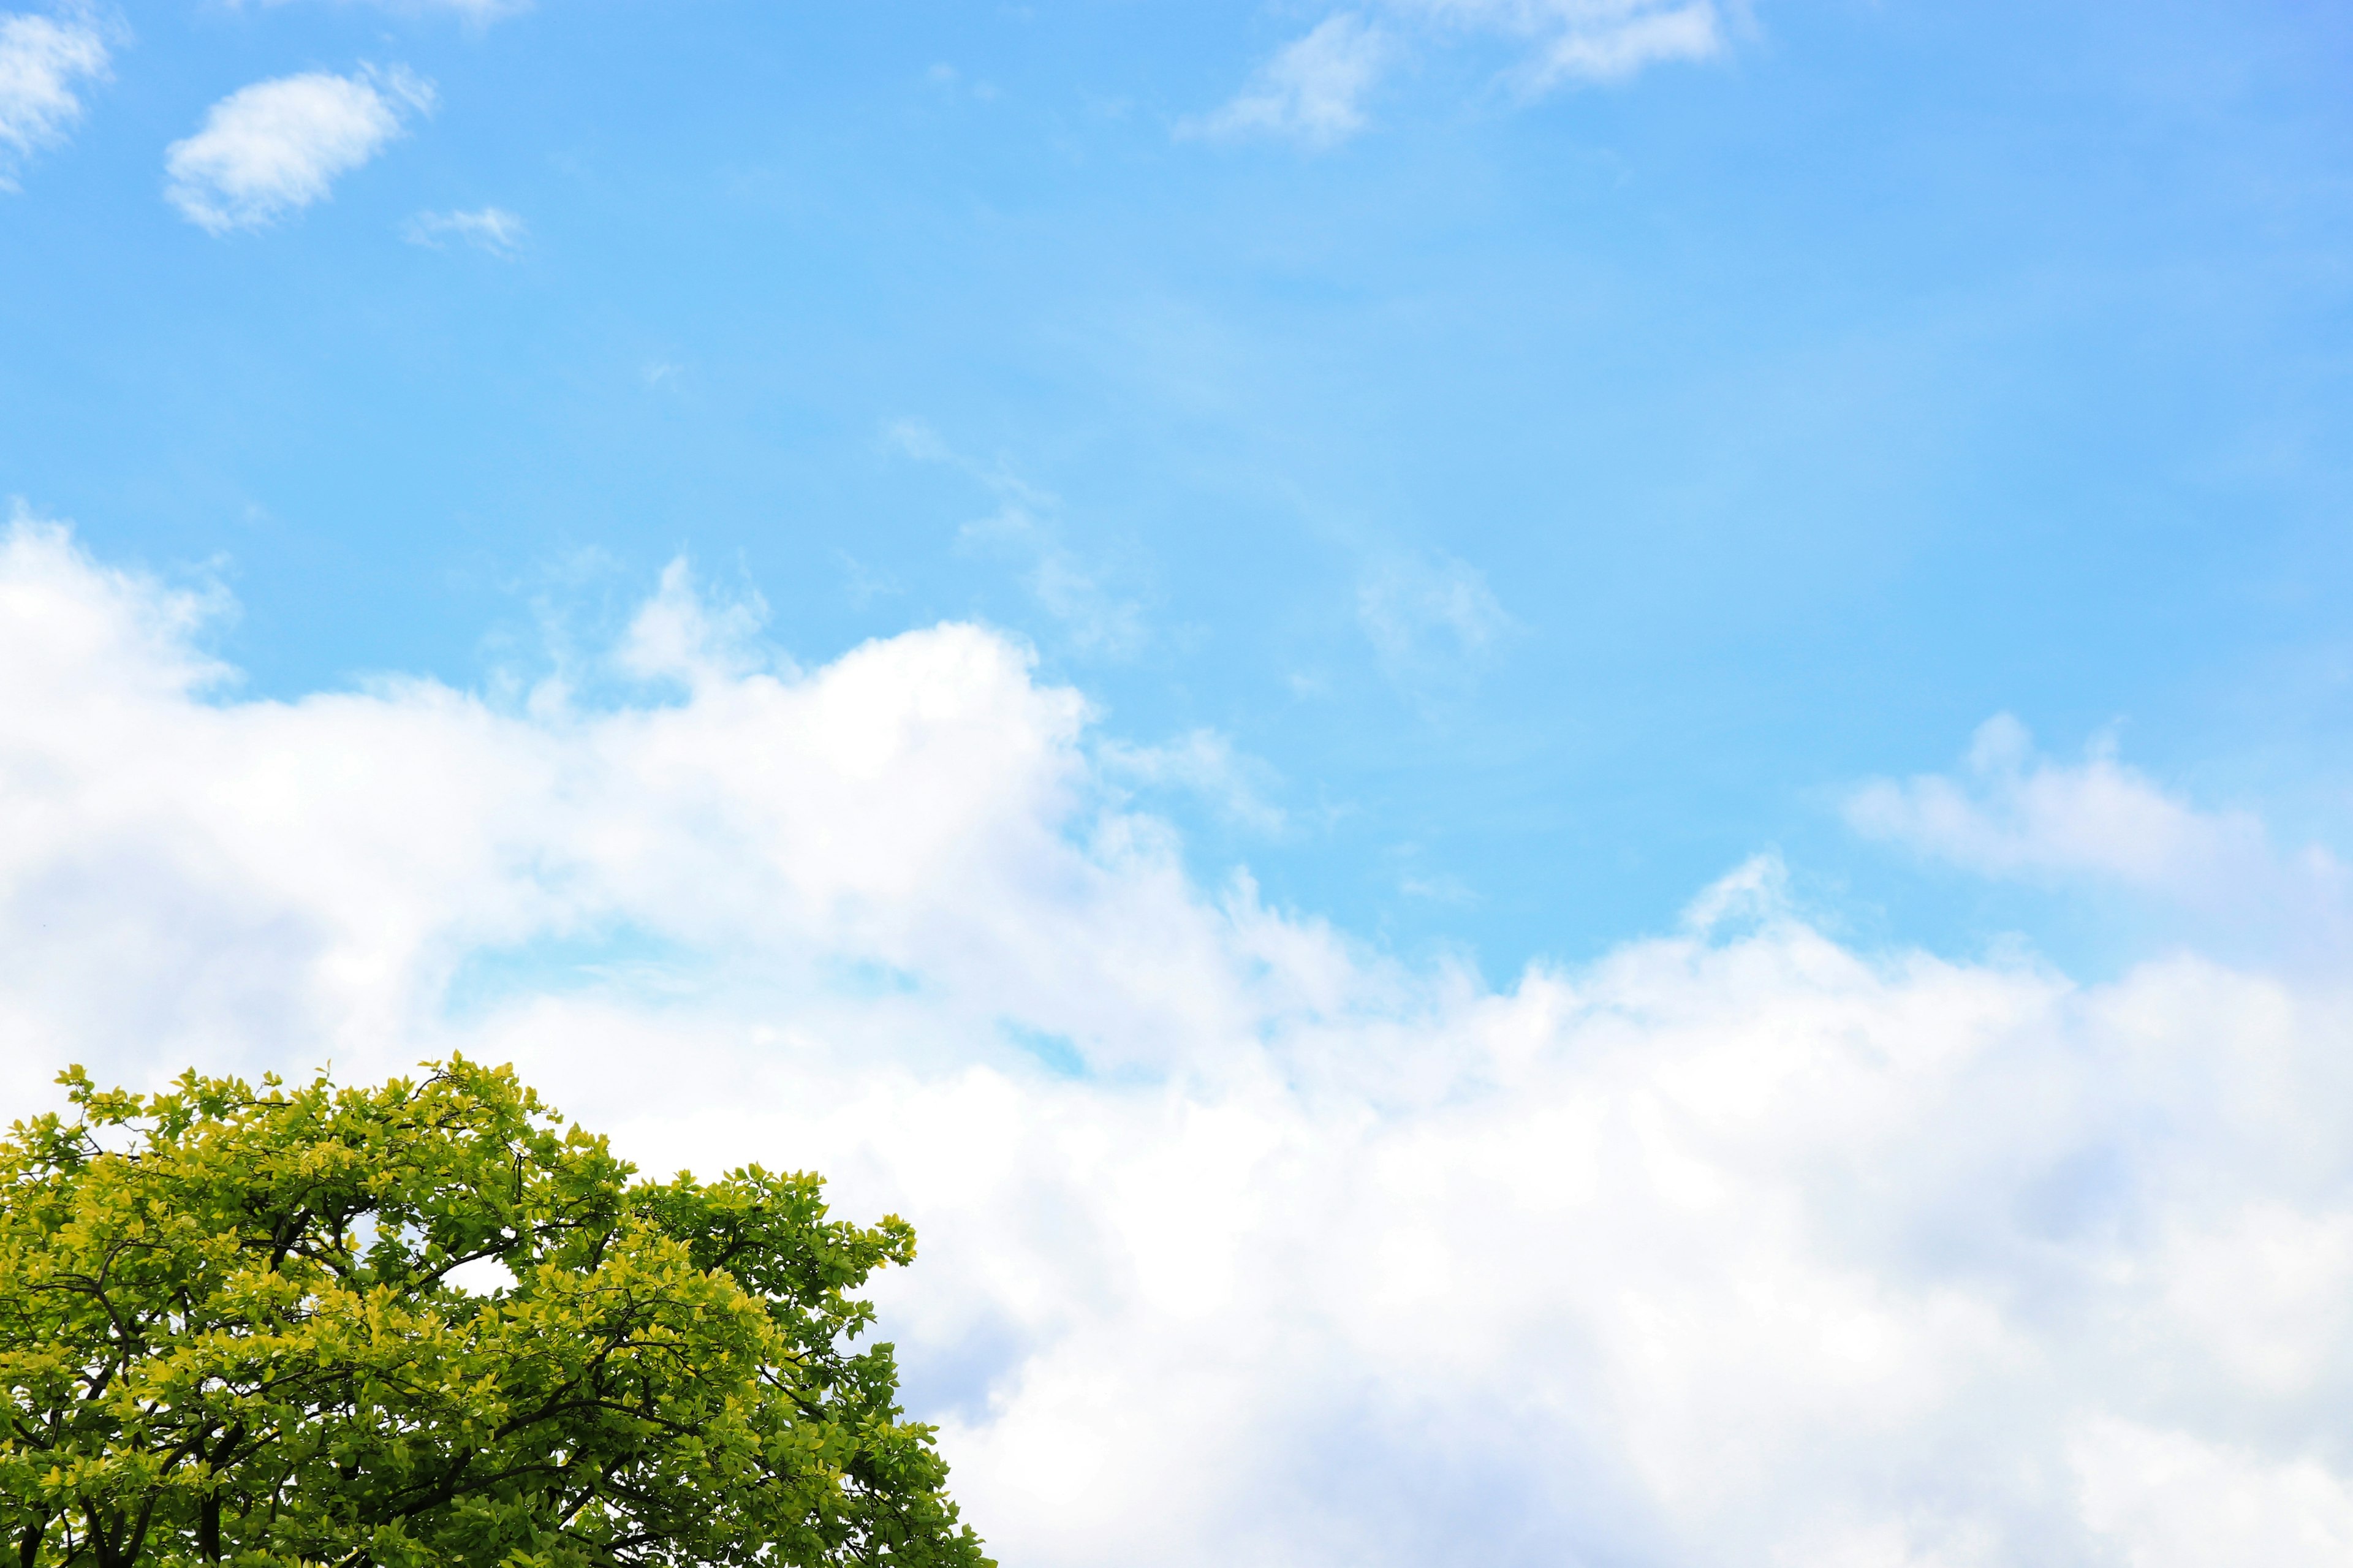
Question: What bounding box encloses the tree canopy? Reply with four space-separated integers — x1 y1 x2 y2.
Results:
0 1058 991 1568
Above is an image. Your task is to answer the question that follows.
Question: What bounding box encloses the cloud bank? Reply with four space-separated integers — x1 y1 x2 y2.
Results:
165 65 432 233
0 5 112 190
5 517 2353 1566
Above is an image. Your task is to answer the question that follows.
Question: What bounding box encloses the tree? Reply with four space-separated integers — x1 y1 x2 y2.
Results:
0 1058 992 1568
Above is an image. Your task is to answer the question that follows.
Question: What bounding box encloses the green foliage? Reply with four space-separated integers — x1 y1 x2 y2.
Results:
0 1059 991 1568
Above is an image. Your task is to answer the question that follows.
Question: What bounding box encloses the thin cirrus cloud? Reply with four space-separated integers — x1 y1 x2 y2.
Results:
404 205 527 257
1195 0 1733 148
164 65 433 233
10 512 2353 1566
0 5 115 191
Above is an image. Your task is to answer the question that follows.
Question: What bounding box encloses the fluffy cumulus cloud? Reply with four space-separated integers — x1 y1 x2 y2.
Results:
7 515 2353 1566
0 4 113 190
1201 0 1732 146
165 65 433 233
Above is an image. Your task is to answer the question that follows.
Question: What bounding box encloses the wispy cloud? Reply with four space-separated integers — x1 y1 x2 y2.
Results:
0 5 114 191
1197 0 1734 146
403 205 526 257
1180 12 1390 150
881 417 952 464
924 61 1000 104
1097 728 1287 834
835 550 901 610
890 419 1149 657
961 505 1146 658
165 65 433 233
1357 548 1516 690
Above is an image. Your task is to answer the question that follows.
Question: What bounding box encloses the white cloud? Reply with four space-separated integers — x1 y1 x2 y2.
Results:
2072 1417 2353 1567
612 556 775 689
9 517 2353 1565
1182 12 1391 150
1197 0 1732 146
1846 715 2351 950
165 65 433 233
0 6 113 191
404 204 525 256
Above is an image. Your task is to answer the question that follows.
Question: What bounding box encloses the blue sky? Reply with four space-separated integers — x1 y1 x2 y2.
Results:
10 3 2353 1564
10 0 2352 975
